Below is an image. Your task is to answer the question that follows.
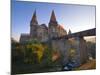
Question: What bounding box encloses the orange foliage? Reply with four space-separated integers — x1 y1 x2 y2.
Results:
52 51 60 62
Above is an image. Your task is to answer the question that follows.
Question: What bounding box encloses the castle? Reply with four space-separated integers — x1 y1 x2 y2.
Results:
19 10 89 66
20 10 68 43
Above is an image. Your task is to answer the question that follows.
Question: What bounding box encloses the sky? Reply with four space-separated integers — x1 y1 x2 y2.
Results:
11 0 96 41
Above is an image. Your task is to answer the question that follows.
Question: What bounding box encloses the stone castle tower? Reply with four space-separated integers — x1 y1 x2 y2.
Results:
20 10 67 43
49 10 58 38
49 10 67 38
30 10 38 38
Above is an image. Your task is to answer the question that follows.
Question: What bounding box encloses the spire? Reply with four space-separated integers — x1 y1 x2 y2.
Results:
50 10 57 23
68 29 71 35
31 10 38 25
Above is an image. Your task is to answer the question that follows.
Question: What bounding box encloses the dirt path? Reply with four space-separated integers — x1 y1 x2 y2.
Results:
78 59 96 70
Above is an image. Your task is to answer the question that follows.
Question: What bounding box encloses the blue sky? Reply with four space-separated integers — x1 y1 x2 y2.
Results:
11 1 96 41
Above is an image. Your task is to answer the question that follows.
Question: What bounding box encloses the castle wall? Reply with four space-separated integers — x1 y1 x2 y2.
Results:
70 37 88 66
20 34 30 43
37 25 48 42
51 39 71 65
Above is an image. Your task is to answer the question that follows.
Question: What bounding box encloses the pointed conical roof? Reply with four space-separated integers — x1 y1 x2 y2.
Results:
31 10 38 24
50 10 57 22
68 29 71 34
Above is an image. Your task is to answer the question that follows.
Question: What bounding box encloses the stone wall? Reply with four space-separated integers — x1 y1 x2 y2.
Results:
72 37 88 66
51 37 88 66
51 39 71 65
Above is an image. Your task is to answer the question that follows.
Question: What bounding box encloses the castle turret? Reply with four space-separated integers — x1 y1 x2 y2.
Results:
30 10 38 25
49 10 58 26
68 29 71 35
30 10 39 38
49 10 58 38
